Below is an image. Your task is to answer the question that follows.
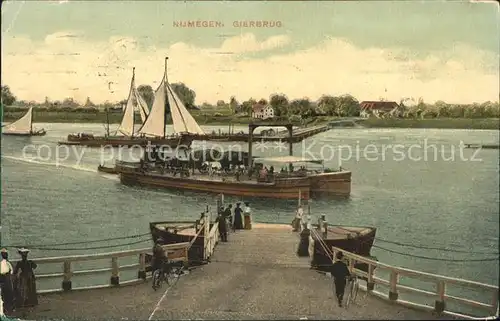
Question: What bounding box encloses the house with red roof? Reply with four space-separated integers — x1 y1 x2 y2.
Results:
359 101 400 118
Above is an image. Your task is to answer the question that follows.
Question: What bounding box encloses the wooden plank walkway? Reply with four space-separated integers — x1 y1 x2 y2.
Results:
13 224 454 320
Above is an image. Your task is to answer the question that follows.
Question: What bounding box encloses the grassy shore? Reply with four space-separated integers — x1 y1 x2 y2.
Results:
2 110 499 130
361 117 500 130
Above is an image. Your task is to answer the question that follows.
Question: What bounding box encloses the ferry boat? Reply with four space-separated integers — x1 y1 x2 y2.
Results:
116 150 351 199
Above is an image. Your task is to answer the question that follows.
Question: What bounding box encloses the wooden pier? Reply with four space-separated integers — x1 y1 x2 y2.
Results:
57 124 330 148
7 219 498 320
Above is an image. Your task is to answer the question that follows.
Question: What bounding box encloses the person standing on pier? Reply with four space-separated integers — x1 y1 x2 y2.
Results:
14 248 38 308
243 202 252 229
216 212 228 242
223 204 233 230
233 202 244 230
0 249 15 314
292 205 304 232
330 251 351 307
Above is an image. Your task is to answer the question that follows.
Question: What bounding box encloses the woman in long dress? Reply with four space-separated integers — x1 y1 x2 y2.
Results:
14 248 38 308
233 202 244 230
0 248 15 314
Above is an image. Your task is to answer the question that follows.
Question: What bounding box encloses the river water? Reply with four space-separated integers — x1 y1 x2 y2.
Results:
1 122 498 312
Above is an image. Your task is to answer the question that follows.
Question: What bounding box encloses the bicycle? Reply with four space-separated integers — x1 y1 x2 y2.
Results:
152 261 184 291
345 275 360 308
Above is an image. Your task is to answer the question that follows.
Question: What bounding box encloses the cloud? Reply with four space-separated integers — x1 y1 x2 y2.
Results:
220 33 290 53
1 31 498 104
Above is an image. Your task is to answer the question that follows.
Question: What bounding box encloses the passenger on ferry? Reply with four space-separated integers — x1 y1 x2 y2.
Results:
233 202 244 230
330 251 351 307
0 248 15 314
14 248 38 308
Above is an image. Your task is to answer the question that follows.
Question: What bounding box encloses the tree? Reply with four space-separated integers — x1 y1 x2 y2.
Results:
337 95 360 117
317 95 337 116
241 98 257 116
61 97 79 108
137 85 154 109
84 97 96 108
216 100 226 107
1 85 16 106
257 98 268 106
229 96 239 114
289 98 311 118
269 94 289 116
171 82 196 108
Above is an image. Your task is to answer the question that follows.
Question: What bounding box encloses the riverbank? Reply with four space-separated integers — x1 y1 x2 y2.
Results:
2 110 499 130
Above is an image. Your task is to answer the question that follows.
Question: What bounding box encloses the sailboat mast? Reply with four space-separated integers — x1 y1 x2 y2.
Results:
105 107 110 136
163 57 168 139
131 66 136 138
30 107 33 134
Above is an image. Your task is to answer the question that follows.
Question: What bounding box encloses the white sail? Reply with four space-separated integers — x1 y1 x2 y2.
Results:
137 77 166 137
135 89 150 124
166 84 205 135
4 107 33 134
116 75 136 136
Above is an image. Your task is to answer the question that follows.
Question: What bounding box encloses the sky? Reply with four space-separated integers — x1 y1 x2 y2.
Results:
1 0 499 105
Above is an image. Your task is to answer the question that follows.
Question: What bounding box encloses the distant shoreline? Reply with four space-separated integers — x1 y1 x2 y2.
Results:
2 111 499 130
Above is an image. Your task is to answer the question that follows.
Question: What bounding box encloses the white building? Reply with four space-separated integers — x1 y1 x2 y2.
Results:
252 104 275 120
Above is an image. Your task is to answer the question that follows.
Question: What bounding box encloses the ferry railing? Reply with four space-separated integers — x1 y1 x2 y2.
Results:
331 246 499 319
31 242 191 294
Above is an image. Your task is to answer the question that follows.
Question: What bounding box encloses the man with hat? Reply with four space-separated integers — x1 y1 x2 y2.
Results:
14 248 38 308
0 248 15 314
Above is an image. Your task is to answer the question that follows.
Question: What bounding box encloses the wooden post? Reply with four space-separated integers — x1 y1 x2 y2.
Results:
110 257 119 286
138 253 147 280
62 261 72 291
491 288 499 316
389 270 399 301
204 212 210 260
348 256 355 273
184 246 189 268
287 124 293 156
248 125 254 170
434 280 446 313
367 263 375 291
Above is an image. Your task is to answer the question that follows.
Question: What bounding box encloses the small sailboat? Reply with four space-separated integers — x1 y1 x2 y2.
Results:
116 67 150 137
2 107 46 136
65 67 151 145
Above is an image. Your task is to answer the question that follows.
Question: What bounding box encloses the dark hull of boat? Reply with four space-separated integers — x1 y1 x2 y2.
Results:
310 226 377 274
465 144 500 149
148 222 210 267
3 130 46 137
60 135 193 148
97 165 118 174
308 172 351 196
120 171 311 200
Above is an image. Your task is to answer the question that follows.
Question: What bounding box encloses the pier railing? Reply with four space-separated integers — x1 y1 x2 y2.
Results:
31 242 190 293
30 212 220 294
332 246 499 319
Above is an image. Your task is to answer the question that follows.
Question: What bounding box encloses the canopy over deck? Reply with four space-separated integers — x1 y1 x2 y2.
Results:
254 156 324 164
